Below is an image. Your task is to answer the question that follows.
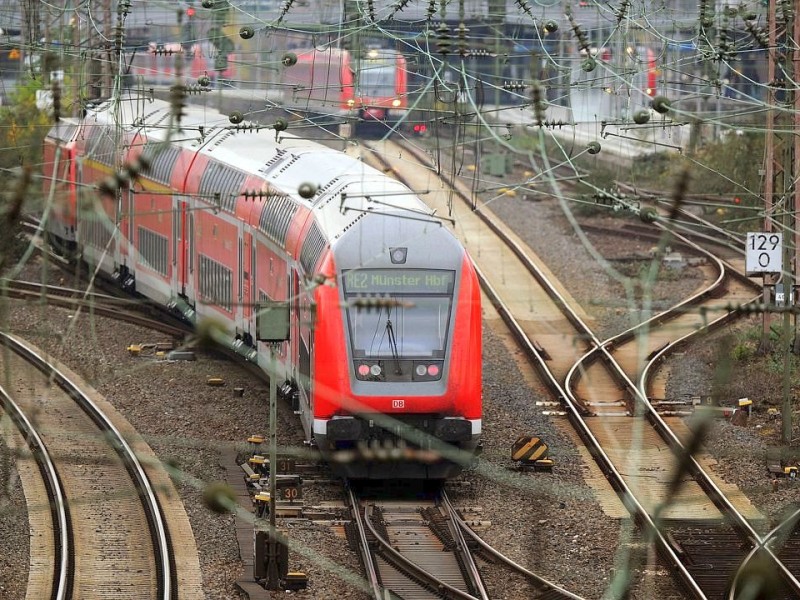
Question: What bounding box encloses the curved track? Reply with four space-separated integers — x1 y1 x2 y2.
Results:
0 332 176 599
358 138 800 599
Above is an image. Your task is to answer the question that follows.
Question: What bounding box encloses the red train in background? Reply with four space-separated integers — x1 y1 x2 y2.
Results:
280 47 409 132
42 96 481 479
128 42 237 85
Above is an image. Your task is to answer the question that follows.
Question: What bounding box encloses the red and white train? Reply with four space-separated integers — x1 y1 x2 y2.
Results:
280 47 409 131
128 42 238 85
42 96 481 479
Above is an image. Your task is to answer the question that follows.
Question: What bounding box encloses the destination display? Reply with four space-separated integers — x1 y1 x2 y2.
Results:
343 269 455 294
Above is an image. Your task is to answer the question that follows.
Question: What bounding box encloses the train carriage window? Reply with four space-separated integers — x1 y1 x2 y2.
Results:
199 162 246 213
342 269 454 359
258 193 297 246
86 126 116 166
172 202 178 266
189 213 194 273
357 61 396 97
138 226 168 275
213 262 218 303
299 223 326 275
143 141 181 185
49 123 78 143
198 255 232 312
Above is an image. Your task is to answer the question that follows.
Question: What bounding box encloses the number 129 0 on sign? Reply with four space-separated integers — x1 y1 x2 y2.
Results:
745 232 782 275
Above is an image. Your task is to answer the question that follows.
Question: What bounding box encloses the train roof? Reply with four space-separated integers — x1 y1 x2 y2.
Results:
81 95 444 251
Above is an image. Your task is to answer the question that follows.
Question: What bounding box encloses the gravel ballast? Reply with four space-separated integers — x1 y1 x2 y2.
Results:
0 191 796 599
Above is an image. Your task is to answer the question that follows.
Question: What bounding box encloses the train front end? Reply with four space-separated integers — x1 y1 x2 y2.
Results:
312 216 482 479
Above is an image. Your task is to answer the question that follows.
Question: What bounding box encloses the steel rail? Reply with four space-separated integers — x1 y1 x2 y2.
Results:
451 505 585 600
0 332 176 600
0 383 71 600
346 487 384 600
354 494 480 600
440 491 489 600
368 138 706 597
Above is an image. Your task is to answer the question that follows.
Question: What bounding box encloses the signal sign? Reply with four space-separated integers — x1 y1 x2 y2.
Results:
746 232 782 275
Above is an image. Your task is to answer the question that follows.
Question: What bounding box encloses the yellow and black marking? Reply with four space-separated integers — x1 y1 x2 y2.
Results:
511 436 553 471
511 435 548 462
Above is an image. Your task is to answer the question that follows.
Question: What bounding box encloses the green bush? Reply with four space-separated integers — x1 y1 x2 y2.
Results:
0 77 50 275
731 342 754 361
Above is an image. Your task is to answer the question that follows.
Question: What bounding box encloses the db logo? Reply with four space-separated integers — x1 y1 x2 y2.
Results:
392 399 405 409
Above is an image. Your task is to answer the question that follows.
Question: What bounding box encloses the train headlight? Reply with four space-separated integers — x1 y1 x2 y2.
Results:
412 361 443 381
392 99 401 107
347 99 355 107
369 364 382 376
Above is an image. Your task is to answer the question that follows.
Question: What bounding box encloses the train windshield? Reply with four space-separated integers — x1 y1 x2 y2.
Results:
343 269 454 358
357 63 395 98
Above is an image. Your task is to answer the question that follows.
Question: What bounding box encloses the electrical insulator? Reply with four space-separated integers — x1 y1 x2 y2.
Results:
503 81 526 92
298 182 317 199
514 0 533 18
456 22 470 57
425 0 436 20
390 0 411 17
242 190 268 201
436 23 452 55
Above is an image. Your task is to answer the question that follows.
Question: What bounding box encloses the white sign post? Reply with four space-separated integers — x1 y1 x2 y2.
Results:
746 232 783 276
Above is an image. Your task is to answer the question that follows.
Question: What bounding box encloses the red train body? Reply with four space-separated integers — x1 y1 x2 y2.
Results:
42 97 481 479
128 42 237 84
281 47 409 129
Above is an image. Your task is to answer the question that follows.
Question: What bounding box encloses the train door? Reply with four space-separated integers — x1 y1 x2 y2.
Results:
75 160 84 245
123 187 134 265
242 228 253 338
184 199 196 301
112 186 124 270
293 268 312 412
235 220 245 326
171 194 185 295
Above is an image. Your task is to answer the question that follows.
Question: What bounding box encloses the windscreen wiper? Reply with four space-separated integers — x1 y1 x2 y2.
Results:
385 311 402 375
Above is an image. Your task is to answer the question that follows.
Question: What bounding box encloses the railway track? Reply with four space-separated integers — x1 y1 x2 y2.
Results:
346 487 482 599
0 332 176 599
346 487 581 599
359 138 800 598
